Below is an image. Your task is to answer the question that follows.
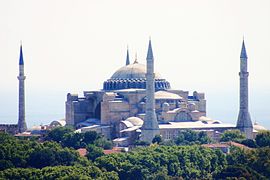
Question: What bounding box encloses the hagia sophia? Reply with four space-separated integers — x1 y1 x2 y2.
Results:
63 39 264 145
0 39 267 146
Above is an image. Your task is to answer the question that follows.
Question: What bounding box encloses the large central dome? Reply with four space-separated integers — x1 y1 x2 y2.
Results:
103 49 171 91
111 62 162 79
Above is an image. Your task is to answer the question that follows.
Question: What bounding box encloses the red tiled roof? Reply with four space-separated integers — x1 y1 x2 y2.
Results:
103 149 121 155
225 141 250 149
202 141 250 149
202 144 229 148
15 133 41 137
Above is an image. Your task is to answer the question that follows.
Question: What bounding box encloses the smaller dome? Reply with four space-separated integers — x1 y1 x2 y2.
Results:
254 123 267 131
125 117 143 126
163 102 169 107
199 116 213 121
50 119 66 127
162 102 170 112
120 121 134 128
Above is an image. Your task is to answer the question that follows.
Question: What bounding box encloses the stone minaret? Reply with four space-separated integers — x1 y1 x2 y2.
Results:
17 44 27 133
236 40 253 139
141 40 160 143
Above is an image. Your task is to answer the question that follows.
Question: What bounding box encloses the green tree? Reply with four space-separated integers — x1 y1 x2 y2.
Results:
62 132 84 149
83 131 99 144
213 165 265 179
220 129 245 142
241 139 257 148
94 137 113 150
86 144 104 161
0 160 14 170
152 135 163 144
134 140 150 146
46 127 73 143
174 130 211 145
250 147 270 177
255 130 270 147
0 166 119 180
28 148 56 168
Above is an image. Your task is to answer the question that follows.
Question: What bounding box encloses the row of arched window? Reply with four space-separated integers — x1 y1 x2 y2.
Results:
103 79 171 90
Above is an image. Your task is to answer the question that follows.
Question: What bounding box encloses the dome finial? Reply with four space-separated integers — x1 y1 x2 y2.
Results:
134 52 138 64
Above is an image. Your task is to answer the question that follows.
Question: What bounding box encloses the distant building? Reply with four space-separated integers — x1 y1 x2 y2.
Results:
202 141 251 154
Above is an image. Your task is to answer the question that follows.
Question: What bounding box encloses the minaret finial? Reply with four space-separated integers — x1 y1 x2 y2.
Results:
134 52 138 64
126 46 130 65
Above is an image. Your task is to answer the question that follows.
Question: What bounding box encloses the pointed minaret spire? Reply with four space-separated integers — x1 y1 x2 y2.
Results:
146 39 154 60
126 46 130 65
19 43 24 65
240 40 248 59
17 44 27 133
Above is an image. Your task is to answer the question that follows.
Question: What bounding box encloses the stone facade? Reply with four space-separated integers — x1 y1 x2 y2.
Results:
65 43 207 140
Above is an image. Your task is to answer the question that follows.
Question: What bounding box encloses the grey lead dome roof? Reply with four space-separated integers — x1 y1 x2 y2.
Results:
103 61 171 90
111 62 162 79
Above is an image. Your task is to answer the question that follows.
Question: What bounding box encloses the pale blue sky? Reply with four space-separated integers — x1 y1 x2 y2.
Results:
0 0 270 128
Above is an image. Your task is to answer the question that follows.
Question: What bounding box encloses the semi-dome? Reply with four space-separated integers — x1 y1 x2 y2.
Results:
126 116 144 126
111 63 162 79
103 61 171 91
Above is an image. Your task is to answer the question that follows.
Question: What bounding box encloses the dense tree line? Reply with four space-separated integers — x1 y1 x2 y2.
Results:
0 132 86 170
1 129 270 179
136 130 212 146
45 127 112 149
0 166 118 180
95 145 226 179
220 129 270 148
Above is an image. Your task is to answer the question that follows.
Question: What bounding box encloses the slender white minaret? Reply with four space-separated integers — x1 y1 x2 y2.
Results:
141 40 160 143
17 44 27 133
236 40 253 139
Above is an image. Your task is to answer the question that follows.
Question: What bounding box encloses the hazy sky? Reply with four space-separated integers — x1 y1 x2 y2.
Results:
1 0 270 128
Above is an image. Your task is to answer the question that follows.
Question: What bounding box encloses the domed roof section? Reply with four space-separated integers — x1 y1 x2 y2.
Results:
253 122 267 131
125 117 144 126
155 91 183 100
111 62 162 79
